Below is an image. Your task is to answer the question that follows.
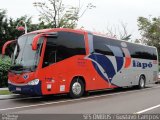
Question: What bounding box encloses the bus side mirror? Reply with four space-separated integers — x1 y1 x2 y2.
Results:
32 32 58 50
2 40 16 57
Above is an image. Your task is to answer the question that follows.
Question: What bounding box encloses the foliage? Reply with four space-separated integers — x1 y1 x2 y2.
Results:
0 56 11 87
33 0 77 28
0 9 9 54
137 16 160 60
0 9 50 54
33 0 95 28
0 10 27 53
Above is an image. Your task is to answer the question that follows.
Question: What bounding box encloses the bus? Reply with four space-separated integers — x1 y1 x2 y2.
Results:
2 28 158 98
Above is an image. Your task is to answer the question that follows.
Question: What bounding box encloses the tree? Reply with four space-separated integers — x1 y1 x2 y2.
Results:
0 10 47 54
0 56 11 87
137 16 160 59
0 9 8 49
105 22 132 40
33 0 95 28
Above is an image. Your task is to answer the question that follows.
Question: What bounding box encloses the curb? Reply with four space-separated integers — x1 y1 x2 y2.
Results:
0 88 8 90
0 88 37 100
0 94 20 100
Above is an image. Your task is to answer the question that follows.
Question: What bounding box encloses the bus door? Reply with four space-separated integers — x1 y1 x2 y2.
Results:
40 38 60 93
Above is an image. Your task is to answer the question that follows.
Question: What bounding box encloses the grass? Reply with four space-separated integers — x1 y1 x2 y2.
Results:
0 90 11 95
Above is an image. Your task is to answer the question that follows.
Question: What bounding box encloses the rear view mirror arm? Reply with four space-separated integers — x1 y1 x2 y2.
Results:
2 40 17 57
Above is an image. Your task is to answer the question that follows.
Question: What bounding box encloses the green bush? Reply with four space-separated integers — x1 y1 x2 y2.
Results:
0 55 11 87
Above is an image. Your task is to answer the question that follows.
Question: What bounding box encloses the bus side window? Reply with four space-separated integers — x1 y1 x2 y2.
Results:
93 36 113 56
42 43 57 68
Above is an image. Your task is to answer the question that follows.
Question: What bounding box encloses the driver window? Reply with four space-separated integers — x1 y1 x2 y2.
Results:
42 43 57 68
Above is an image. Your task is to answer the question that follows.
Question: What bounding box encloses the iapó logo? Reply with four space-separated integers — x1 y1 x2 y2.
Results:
133 60 152 69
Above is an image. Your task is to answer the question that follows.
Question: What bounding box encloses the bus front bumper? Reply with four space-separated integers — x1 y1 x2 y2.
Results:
8 81 42 96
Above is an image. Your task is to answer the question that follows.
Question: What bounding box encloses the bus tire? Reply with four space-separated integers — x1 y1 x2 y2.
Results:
69 77 84 98
138 75 146 89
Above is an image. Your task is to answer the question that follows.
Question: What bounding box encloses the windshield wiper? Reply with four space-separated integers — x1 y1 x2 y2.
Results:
10 65 36 73
10 65 24 71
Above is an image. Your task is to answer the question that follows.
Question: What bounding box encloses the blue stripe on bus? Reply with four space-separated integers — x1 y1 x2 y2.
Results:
92 61 109 83
89 54 116 82
107 45 124 72
115 56 124 72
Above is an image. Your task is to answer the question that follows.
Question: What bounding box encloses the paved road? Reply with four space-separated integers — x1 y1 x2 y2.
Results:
0 84 160 114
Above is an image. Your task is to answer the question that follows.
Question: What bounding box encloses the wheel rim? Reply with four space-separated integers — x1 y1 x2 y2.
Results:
140 77 145 88
72 82 82 95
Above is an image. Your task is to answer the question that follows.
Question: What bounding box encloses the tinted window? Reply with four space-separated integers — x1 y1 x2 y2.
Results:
42 41 57 67
43 32 85 67
93 36 113 56
127 43 157 60
56 32 86 60
93 35 157 60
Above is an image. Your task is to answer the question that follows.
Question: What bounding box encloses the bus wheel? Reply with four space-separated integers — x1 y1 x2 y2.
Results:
69 78 84 98
138 75 146 89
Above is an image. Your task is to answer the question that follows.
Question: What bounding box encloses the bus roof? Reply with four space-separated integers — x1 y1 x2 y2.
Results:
92 32 157 49
26 28 156 49
29 28 87 35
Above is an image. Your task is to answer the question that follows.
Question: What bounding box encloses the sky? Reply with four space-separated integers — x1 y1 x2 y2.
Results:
0 0 160 39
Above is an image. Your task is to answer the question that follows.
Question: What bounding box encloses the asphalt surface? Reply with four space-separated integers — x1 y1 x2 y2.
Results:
0 84 160 115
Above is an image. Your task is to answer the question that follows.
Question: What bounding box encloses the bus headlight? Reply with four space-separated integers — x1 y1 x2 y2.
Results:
28 79 39 85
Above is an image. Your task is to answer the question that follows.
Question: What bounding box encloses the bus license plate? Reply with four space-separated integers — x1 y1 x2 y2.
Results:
16 87 21 91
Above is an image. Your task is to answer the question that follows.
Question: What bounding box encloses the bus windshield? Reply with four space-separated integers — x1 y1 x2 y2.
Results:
10 34 43 73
